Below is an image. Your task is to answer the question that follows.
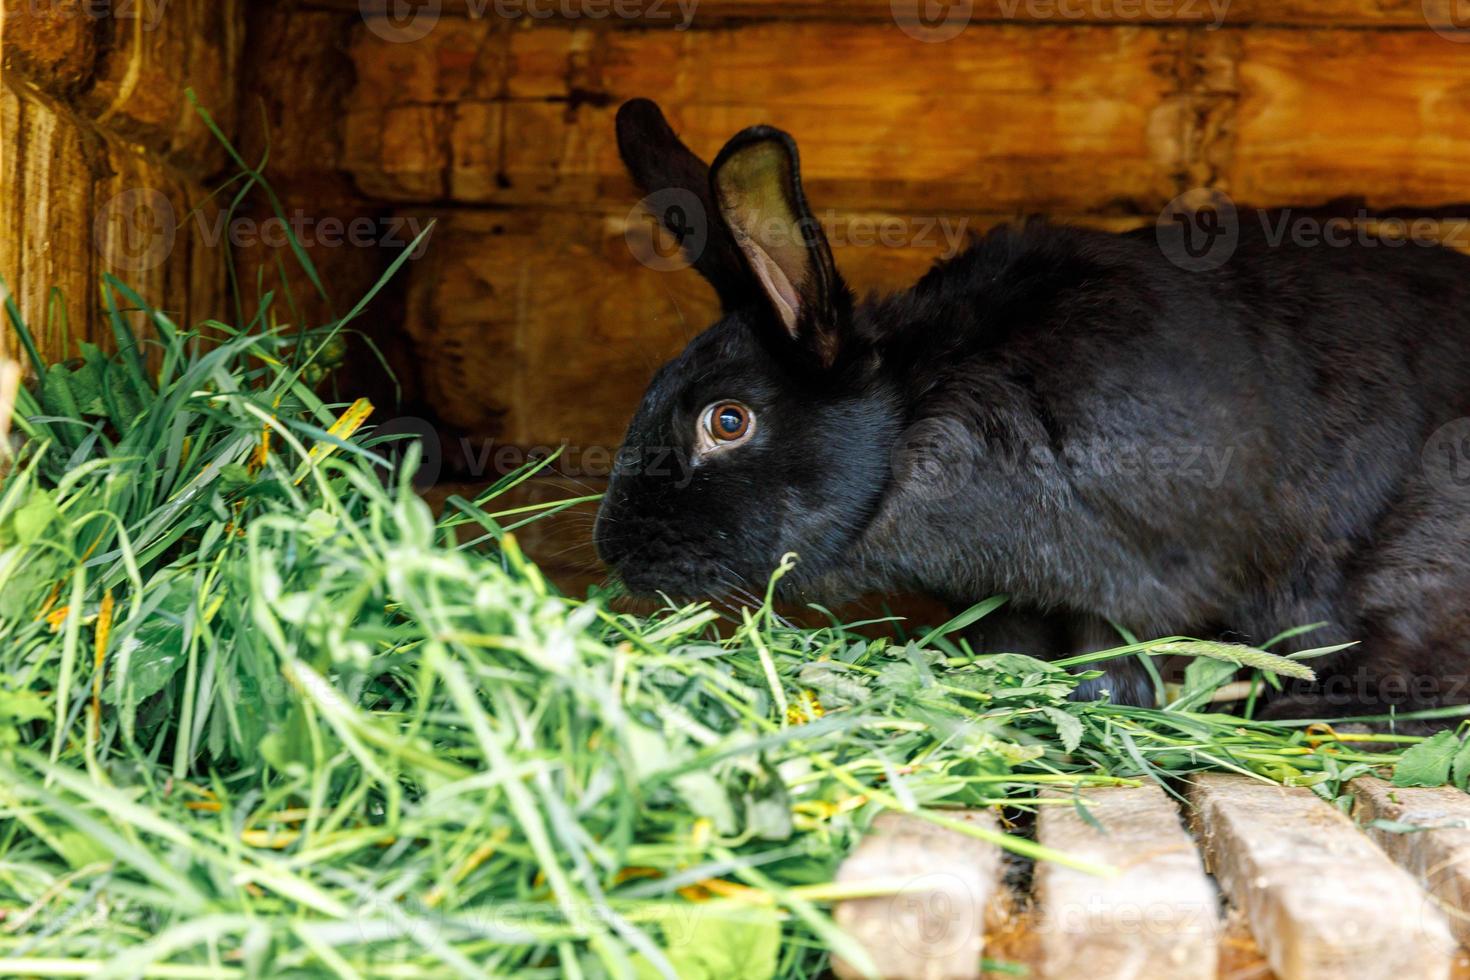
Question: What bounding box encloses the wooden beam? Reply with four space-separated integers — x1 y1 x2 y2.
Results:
1350 776 1470 951
1210 29 1470 209
3 0 242 174
319 0 1455 28
1035 784 1219 979
1190 773 1453 980
1 84 226 363
344 20 1187 213
831 810 1004 980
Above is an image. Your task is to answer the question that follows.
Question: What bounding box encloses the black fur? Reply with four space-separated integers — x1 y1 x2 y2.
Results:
596 100 1470 720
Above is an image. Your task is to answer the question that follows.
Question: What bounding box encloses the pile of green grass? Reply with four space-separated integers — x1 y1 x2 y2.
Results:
1 113 1467 977
2 279 1461 979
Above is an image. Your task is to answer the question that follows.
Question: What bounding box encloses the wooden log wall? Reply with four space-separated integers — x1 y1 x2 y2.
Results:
8 0 1470 589
1 0 241 359
317 2 1470 451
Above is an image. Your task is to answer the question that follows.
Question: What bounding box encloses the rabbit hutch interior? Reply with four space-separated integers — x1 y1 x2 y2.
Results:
6 1 1470 977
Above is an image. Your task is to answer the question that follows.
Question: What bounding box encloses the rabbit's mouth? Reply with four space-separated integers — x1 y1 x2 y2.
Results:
598 541 766 602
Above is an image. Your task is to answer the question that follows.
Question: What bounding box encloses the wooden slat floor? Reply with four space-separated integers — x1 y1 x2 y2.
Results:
835 776 1470 980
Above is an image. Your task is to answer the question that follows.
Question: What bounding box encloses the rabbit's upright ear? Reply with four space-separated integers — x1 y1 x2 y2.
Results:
711 126 851 370
616 99 754 310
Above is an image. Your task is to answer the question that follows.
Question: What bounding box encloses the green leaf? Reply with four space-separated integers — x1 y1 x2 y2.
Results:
1450 735 1470 791
1042 707 1084 753
1394 730 1461 787
640 906 782 980
671 771 738 835
70 344 109 415
930 594 1008 639
795 661 870 707
106 584 191 707
0 689 52 723
41 365 80 420
12 491 60 547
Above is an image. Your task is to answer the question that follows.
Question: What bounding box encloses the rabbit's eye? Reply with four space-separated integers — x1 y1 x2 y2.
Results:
696 401 755 455
713 404 749 440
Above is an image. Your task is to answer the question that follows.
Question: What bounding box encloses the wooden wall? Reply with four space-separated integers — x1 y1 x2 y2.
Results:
321 3 1470 448
7 0 1470 591
2 0 241 358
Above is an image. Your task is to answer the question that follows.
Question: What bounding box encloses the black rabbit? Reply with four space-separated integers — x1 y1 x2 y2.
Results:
594 98 1470 720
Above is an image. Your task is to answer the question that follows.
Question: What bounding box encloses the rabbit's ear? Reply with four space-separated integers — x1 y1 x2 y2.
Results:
615 99 754 310
711 126 850 369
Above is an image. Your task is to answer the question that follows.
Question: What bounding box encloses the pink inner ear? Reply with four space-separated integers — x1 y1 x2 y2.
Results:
745 241 802 338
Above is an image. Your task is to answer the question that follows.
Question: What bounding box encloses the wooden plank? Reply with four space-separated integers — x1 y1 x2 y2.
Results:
319 0 1451 27
0 84 98 363
1189 773 1453 980
831 809 1003 980
344 21 1186 213
1035 784 1218 979
1 0 98 91
4 0 241 174
1351 776 1470 952
1213 29 1470 209
238 8 360 190
341 17 1470 215
1 81 230 366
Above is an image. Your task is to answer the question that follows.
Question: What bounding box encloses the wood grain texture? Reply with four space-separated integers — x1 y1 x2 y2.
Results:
4 0 241 174
344 20 1188 213
319 0 1459 27
1190 773 1453 980
832 809 1003 980
238 8 360 191
1 0 98 91
1 86 98 359
1215 29 1470 208
1035 784 1219 979
1 85 227 364
1 0 240 366
1351 777 1470 950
